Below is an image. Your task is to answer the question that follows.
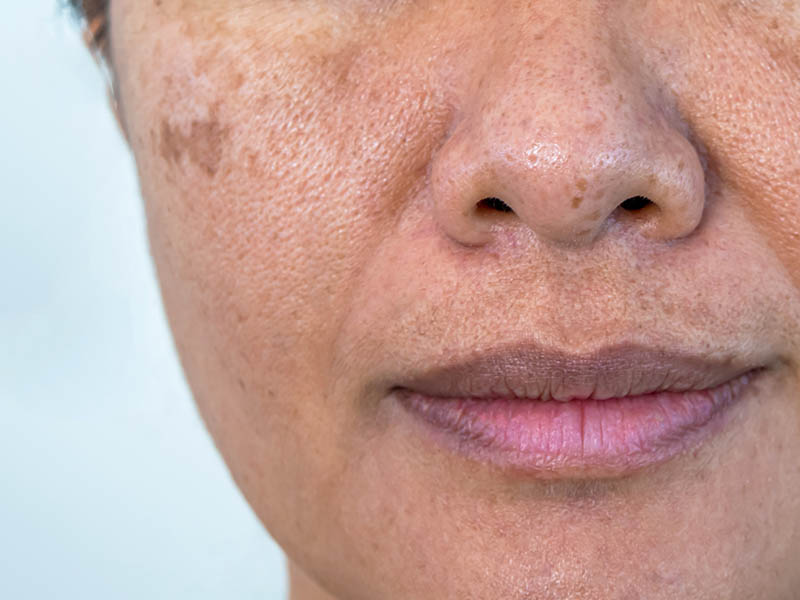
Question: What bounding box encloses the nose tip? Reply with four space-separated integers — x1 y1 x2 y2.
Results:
431 117 707 248
429 23 708 249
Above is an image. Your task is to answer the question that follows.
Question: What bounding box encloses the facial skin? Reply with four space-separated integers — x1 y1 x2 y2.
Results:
107 1 800 598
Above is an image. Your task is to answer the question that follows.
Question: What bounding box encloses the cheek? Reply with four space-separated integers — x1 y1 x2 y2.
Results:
669 9 800 286
114 5 455 530
627 1 800 290
124 17 446 344
693 73 800 282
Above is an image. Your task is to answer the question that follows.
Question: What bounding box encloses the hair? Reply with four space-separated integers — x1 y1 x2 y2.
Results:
68 0 106 20
68 0 109 56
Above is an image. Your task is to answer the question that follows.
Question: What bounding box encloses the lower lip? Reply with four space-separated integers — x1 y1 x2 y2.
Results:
395 372 757 477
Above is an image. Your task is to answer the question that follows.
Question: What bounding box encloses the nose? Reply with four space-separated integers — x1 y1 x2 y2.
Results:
430 14 706 247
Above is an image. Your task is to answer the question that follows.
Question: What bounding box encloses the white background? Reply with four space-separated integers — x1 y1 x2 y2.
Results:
1 2 287 597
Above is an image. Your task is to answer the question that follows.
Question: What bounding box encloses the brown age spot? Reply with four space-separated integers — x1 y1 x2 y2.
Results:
576 178 588 191
159 110 229 177
231 71 246 90
584 120 603 133
572 196 584 209
245 150 260 178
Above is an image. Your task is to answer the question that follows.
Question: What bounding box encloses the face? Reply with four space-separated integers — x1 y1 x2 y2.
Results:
108 1 800 598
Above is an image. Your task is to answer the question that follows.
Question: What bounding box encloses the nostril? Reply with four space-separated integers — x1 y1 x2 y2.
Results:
477 197 515 214
620 196 653 211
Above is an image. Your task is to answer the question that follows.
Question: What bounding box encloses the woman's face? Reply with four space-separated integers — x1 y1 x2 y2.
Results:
109 1 800 598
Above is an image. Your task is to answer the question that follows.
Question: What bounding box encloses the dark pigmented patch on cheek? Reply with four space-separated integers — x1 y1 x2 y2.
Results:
159 110 229 177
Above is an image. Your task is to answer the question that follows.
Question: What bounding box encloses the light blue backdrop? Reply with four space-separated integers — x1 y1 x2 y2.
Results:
1 3 287 598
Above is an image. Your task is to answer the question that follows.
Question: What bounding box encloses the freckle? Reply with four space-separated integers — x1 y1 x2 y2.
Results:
572 196 584 209
246 151 260 178
678 159 685 170
231 71 246 90
160 120 182 166
768 45 786 63
194 48 220 77
187 117 228 176
576 178 588 191
179 21 196 38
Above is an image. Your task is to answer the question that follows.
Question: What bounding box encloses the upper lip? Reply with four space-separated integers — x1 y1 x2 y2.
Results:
392 342 763 401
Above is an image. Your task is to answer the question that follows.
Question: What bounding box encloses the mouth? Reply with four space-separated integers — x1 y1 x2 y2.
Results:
391 344 765 478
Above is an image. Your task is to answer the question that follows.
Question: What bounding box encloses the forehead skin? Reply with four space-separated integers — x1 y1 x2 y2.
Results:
110 2 800 599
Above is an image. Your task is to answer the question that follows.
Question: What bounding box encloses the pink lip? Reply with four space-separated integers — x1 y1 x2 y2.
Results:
391 344 763 477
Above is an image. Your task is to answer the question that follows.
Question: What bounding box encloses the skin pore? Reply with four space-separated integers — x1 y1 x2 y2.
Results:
100 1 800 598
